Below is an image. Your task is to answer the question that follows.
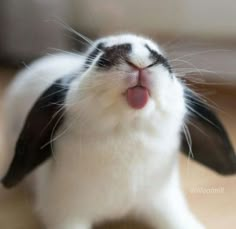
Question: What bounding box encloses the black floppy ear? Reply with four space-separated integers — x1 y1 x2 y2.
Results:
181 88 236 175
2 76 75 188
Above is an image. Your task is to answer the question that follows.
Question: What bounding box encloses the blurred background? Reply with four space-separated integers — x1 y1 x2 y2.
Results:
1 0 236 81
0 0 236 229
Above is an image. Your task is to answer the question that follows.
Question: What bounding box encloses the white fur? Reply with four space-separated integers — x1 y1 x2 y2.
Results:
1 34 204 229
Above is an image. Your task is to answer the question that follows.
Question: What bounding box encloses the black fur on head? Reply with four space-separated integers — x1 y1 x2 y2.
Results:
96 43 132 69
84 42 172 73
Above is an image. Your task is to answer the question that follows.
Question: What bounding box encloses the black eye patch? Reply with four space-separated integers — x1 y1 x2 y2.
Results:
145 44 172 73
96 43 132 69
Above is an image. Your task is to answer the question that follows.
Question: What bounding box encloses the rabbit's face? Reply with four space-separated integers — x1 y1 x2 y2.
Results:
72 34 186 133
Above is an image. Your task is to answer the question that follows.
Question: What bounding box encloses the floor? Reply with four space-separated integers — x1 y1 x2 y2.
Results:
0 68 235 229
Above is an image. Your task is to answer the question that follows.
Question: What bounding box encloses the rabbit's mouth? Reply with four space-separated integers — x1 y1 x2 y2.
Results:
123 68 152 109
126 86 149 109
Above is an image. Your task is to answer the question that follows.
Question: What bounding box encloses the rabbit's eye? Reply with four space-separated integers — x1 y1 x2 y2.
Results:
144 44 172 73
96 43 132 69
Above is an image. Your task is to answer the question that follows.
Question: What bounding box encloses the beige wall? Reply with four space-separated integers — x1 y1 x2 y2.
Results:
72 0 236 40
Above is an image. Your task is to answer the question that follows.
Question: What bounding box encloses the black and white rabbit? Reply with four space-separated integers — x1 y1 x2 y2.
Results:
1 34 236 229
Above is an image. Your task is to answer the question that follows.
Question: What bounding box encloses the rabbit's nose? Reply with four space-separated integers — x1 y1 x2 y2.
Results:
127 68 152 90
125 60 157 70
138 69 151 88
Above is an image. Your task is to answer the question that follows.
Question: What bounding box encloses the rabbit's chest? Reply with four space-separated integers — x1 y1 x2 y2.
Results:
44 132 177 220
55 133 175 197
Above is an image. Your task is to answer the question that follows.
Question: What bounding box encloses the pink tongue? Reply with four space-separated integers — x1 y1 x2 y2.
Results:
127 86 149 109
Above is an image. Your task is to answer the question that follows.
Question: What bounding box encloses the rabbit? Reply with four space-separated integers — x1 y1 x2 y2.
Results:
1 33 236 229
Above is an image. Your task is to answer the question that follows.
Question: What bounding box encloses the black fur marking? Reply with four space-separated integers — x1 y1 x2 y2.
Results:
2 76 76 188
145 44 172 73
96 43 132 69
83 42 104 70
181 88 236 175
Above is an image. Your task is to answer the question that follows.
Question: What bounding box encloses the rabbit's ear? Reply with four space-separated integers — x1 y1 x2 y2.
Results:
181 88 236 175
2 76 75 188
